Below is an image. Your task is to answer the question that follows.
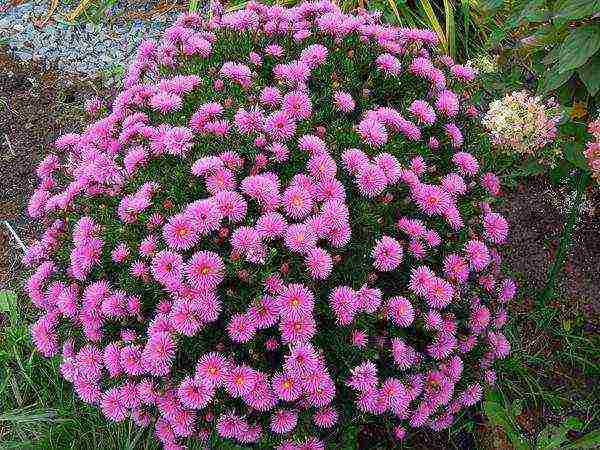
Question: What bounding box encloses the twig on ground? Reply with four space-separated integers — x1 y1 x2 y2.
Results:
38 0 59 28
3 220 27 253
3 134 14 157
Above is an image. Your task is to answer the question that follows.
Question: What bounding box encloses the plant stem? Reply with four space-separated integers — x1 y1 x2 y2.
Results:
541 170 590 306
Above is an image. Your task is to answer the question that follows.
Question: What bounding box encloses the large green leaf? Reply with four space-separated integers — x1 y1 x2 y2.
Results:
538 65 573 94
563 141 589 171
555 0 600 20
578 54 600 96
480 0 504 10
559 25 600 73
506 0 550 27
564 429 600 449
483 401 530 450
537 417 582 450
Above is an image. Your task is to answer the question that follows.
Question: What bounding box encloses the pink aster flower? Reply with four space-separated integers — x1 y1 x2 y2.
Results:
386 296 415 327
225 364 257 398
329 286 358 326
270 409 298 434
185 250 222 286
481 172 501 196
333 91 355 112
342 148 369 175
391 338 417 370
313 406 337 428
443 253 470 283
441 173 467 196
351 329 368 348
149 91 183 114
453 152 479 176
408 99 436 125
227 313 257 343
151 250 184 289
195 352 229 387
304 247 333 280
376 53 402 75
413 184 453 216
464 240 491 271
260 86 282 106
409 265 435 297
101 387 128 422
248 295 280 329
372 236 403 271
499 279 517 303
424 277 454 309
264 110 296 141
283 185 314 219
272 372 302 401
356 285 382 313
357 118 387 147
284 223 318 254
348 361 378 392
282 90 312 120
111 242 129 263
163 213 199 251
483 212 508 244
279 314 316 344
213 190 247 223
435 90 459 117
356 164 387 198
177 376 215 410
307 153 337 182
139 235 158 258
185 198 223 235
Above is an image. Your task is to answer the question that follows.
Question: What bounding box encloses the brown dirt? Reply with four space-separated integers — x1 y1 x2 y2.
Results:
498 178 600 314
0 47 109 290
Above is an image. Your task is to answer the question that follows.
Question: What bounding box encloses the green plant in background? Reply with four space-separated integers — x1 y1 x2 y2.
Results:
480 0 600 104
484 391 600 449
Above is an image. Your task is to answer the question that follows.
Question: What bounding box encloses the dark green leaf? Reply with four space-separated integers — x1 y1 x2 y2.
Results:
565 429 600 449
555 0 600 21
538 65 573 94
578 54 600 96
559 25 600 73
483 401 529 450
563 142 589 170
542 45 563 66
537 417 582 450
480 0 504 11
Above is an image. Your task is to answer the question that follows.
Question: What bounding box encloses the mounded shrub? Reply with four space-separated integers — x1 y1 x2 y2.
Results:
26 2 515 448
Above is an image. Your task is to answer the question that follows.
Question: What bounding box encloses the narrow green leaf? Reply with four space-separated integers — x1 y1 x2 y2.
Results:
578 54 600 97
444 0 456 58
559 25 600 73
0 290 16 313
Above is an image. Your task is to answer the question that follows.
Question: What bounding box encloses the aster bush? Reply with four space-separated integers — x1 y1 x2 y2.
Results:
25 1 515 448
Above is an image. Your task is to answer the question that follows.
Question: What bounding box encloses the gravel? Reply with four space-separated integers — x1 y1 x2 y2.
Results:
0 1 183 85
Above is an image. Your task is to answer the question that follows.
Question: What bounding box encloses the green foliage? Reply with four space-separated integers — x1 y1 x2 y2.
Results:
482 0 600 104
484 391 600 450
